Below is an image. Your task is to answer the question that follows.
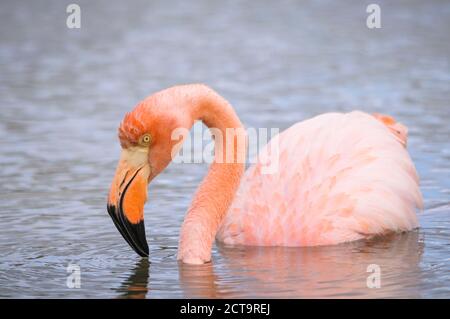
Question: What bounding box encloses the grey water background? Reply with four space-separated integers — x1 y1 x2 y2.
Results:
0 0 449 298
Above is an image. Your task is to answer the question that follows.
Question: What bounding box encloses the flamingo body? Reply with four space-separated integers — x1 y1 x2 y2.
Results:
107 84 422 264
217 111 422 246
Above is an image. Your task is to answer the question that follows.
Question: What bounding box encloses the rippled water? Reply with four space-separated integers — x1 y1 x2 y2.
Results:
0 0 449 298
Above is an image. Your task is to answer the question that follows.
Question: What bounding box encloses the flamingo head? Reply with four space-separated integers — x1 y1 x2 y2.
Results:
107 100 191 257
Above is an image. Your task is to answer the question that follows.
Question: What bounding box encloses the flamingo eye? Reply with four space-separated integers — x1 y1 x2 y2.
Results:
139 134 152 146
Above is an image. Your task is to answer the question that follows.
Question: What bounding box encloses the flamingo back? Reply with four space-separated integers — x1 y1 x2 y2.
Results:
216 111 422 247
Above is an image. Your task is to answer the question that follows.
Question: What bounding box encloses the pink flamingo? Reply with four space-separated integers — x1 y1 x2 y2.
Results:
107 84 422 264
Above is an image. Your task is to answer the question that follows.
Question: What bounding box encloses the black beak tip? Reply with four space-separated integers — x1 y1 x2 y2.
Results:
133 228 149 258
137 246 149 258
107 203 150 258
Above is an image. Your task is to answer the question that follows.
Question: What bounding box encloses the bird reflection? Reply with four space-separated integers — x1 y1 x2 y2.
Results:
117 258 150 299
178 231 424 298
178 261 220 298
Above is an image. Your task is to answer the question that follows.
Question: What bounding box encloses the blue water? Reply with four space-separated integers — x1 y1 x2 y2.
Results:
0 0 449 298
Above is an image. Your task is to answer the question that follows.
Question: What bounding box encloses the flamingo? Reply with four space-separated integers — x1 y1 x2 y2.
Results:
107 84 422 264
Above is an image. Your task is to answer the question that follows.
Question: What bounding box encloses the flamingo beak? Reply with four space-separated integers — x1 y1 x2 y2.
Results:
107 148 150 257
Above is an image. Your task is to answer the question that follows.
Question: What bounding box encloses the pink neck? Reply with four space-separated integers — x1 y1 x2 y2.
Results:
175 84 246 264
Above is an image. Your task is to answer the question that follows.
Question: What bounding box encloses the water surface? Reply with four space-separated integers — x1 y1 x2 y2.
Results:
0 0 449 298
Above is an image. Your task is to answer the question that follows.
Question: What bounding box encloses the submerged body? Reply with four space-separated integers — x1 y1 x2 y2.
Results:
107 84 422 264
217 111 422 246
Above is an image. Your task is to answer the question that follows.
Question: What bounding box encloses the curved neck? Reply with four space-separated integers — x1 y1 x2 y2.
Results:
175 84 246 264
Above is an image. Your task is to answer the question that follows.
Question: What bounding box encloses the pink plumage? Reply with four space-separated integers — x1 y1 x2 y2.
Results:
108 84 423 264
217 111 423 247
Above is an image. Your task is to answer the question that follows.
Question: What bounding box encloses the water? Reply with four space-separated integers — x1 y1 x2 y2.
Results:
0 0 449 298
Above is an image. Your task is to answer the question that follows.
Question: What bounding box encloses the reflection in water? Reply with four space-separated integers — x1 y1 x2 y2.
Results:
178 261 220 298
179 232 424 298
117 259 150 299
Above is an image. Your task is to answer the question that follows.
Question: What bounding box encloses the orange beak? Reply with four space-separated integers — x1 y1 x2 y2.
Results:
107 148 150 257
